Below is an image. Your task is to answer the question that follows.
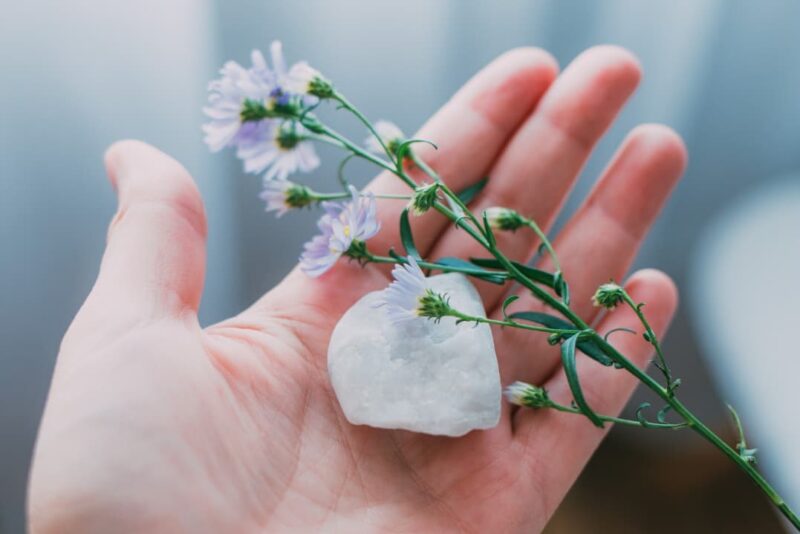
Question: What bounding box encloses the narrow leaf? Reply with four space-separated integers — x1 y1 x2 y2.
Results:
455 177 488 205
399 209 421 260
501 295 520 319
433 257 507 284
561 335 604 428
508 311 613 366
469 258 556 287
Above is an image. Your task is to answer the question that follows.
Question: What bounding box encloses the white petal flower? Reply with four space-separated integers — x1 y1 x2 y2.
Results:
236 121 320 181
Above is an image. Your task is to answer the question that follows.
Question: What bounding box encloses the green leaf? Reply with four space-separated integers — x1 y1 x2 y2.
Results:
507 311 613 366
469 258 556 287
433 257 507 284
481 211 496 247
455 177 488 205
561 334 604 428
501 295 520 319
574 340 614 367
508 311 572 329
399 209 421 260
553 271 570 305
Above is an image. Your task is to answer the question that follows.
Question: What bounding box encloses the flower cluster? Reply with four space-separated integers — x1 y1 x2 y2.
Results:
203 41 327 182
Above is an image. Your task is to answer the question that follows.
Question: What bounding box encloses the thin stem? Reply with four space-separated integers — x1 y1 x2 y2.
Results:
410 152 484 232
620 290 674 393
546 401 688 430
445 310 579 336
523 219 561 272
313 192 411 202
334 92 396 164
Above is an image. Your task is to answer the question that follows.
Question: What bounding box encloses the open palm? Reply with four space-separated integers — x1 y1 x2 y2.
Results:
29 45 686 533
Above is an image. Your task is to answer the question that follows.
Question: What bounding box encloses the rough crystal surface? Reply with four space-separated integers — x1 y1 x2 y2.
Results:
327 273 501 437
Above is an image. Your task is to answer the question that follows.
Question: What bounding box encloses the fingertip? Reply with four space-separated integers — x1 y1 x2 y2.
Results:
625 268 679 320
103 140 207 238
627 124 688 177
578 44 642 87
496 46 560 81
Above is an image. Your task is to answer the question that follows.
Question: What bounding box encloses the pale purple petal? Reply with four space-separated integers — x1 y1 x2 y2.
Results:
377 256 428 323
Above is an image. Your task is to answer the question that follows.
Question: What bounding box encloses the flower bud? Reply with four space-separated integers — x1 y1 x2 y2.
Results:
286 63 334 98
592 282 625 309
504 381 550 408
417 289 455 321
409 183 440 215
365 121 405 156
485 207 526 231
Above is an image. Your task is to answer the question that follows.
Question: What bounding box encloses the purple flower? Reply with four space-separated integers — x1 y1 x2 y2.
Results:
202 51 274 152
300 187 380 277
237 121 320 181
378 256 456 323
203 41 321 180
380 256 429 323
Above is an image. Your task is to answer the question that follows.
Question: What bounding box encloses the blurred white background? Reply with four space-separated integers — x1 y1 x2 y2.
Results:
2 0 800 531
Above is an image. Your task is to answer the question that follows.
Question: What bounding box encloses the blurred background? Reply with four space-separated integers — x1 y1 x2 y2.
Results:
2 0 799 532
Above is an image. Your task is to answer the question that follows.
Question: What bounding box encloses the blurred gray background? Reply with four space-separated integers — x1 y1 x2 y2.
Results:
2 0 800 532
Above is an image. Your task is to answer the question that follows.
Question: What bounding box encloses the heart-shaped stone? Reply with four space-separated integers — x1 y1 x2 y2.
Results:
327 273 501 437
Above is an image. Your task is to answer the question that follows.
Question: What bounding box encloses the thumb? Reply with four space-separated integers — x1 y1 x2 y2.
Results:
81 140 207 325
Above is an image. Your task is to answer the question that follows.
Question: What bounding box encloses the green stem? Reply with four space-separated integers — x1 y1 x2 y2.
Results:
444 309 579 336
594 338 800 529
522 219 561 272
620 290 674 394
313 192 411 202
334 92 396 165
546 401 687 430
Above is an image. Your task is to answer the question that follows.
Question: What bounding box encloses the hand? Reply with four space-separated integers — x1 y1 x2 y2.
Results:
29 45 685 533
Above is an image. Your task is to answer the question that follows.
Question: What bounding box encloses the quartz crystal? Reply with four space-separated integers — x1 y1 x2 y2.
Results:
327 273 501 437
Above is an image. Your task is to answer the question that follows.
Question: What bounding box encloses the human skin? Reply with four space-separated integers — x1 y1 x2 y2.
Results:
28 45 686 532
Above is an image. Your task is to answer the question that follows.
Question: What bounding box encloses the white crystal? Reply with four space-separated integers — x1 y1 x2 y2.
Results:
327 273 501 437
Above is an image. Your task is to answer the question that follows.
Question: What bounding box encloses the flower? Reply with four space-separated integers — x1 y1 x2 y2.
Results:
259 180 314 217
300 187 380 277
365 120 405 155
202 51 274 152
379 257 454 323
592 282 625 309
237 121 320 181
485 207 526 231
504 382 550 408
285 62 334 99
